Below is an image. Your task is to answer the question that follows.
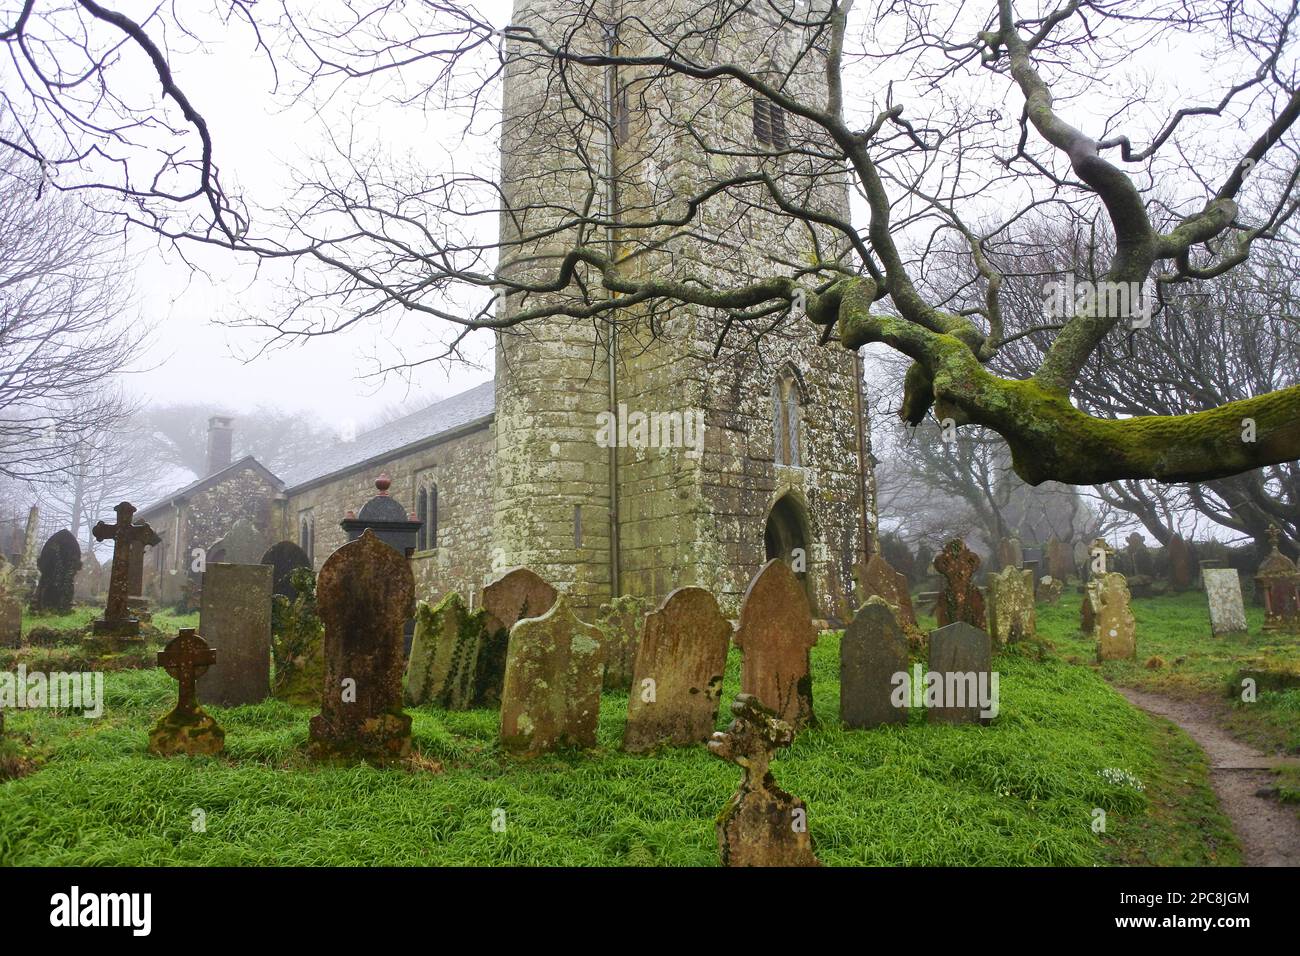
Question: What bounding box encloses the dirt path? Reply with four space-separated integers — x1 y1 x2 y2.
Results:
1118 687 1300 866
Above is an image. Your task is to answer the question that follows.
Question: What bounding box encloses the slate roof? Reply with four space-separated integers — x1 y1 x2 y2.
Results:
136 455 284 520
279 379 495 493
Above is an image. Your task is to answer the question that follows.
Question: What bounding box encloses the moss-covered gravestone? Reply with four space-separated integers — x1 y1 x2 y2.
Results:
89 501 159 650
499 594 604 757
987 567 1036 646
855 553 918 631
477 567 557 707
734 559 817 732
934 538 986 630
404 592 489 709
1096 572 1137 661
622 587 731 752
309 531 414 762
595 594 649 692
149 628 225 757
708 694 819 867
928 621 992 725
840 598 908 729
271 567 324 705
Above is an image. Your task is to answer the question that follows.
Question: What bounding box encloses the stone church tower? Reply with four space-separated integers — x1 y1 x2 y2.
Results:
492 0 874 620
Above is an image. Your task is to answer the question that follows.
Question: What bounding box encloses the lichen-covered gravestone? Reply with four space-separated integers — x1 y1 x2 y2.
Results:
0 583 20 648
260 541 313 602
595 594 650 692
856 553 917 630
622 586 732 752
33 530 81 614
308 530 414 762
149 629 224 756
499 594 604 757
987 567 1036 646
1167 534 1194 591
196 563 273 707
1095 572 1137 660
927 621 992 725
89 501 159 649
477 567 557 707
708 694 819 867
734 559 818 732
404 591 489 709
1256 526 1300 633
1081 580 1099 633
840 597 908 729
1203 568 1248 637
271 566 324 705
933 539 986 630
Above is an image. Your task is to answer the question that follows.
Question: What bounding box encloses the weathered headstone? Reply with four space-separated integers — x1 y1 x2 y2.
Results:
90 502 160 646
1039 575 1064 605
927 621 993 725
260 541 313 602
933 538 986 630
32 530 81 614
1126 533 1153 577
308 530 414 761
499 594 604 757
595 594 649 692
1203 568 1248 637
404 591 489 710
1046 536 1073 582
987 567 1036 645
207 517 268 566
1095 572 1137 660
1255 526 1300 633
195 563 273 707
476 567 557 708
1081 579 1100 632
856 553 917 630
840 597 908 729
734 559 818 732
622 586 732 752
5 506 41 603
149 628 225 756
0 585 20 648
1167 534 1194 591
708 694 819 867
270 567 324 705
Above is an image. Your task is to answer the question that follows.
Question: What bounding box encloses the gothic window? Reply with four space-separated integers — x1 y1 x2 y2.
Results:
416 471 438 551
773 371 803 466
615 87 630 145
298 510 315 563
753 97 789 150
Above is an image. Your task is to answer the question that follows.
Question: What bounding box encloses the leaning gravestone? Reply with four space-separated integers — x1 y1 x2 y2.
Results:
840 597 908 729
260 541 313 602
856 553 917 630
987 567 1036 645
1203 568 1249 637
308 530 414 762
499 594 604 757
595 594 650 692
933 538 987 629
708 694 819 867
1095 572 1137 660
928 621 992 725
149 628 225 756
734 559 818 732
33 530 81 614
195 563 273 707
623 586 732 752
404 591 489 710
477 567 557 707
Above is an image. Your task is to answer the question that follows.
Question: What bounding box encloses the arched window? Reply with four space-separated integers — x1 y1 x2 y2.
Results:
753 97 789 149
416 471 438 551
773 370 803 466
298 511 314 563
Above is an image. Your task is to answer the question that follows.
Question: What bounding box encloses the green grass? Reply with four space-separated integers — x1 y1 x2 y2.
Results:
0 600 1244 866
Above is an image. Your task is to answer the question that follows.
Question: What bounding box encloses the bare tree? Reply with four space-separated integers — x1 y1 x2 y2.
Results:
5 1 1300 486
138 403 337 479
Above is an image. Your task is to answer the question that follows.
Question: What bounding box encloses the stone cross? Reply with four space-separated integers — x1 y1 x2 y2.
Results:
157 628 217 715
92 502 160 635
1089 537 1116 577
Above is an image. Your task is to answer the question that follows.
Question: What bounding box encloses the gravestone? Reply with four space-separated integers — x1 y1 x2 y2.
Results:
1255 526 1300 633
996 537 1020 570
595 594 649 692
5 506 40 603
33 530 81 614
0 585 20 647
404 591 489 710
1167 534 1194 591
928 621 992 725
499 594 604 757
708 694 819 867
208 517 267 566
623 586 732 753
856 553 917 630
149 628 225 756
90 502 160 646
196 563 273 707
734 559 818 732
1046 536 1073 582
1039 575 1064 605
270 567 324 705
1095 572 1137 660
477 567 557 708
840 597 908 729
260 541 313 602
987 567 1036 645
1081 580 1100 632
308 530 414 761
933 539 986 630
1203 568 1248 637
1126 533 1154 577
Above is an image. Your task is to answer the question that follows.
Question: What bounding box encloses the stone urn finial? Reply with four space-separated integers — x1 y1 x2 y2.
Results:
375 474 392 495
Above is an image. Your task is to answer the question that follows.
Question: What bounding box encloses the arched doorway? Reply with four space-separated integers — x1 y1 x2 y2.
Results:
764 493 815 612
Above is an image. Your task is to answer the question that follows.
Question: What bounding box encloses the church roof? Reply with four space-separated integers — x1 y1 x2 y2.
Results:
136 455 285 520
280 379 495 493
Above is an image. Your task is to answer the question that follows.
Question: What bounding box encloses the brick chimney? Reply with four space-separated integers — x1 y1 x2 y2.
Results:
206 415 234 475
